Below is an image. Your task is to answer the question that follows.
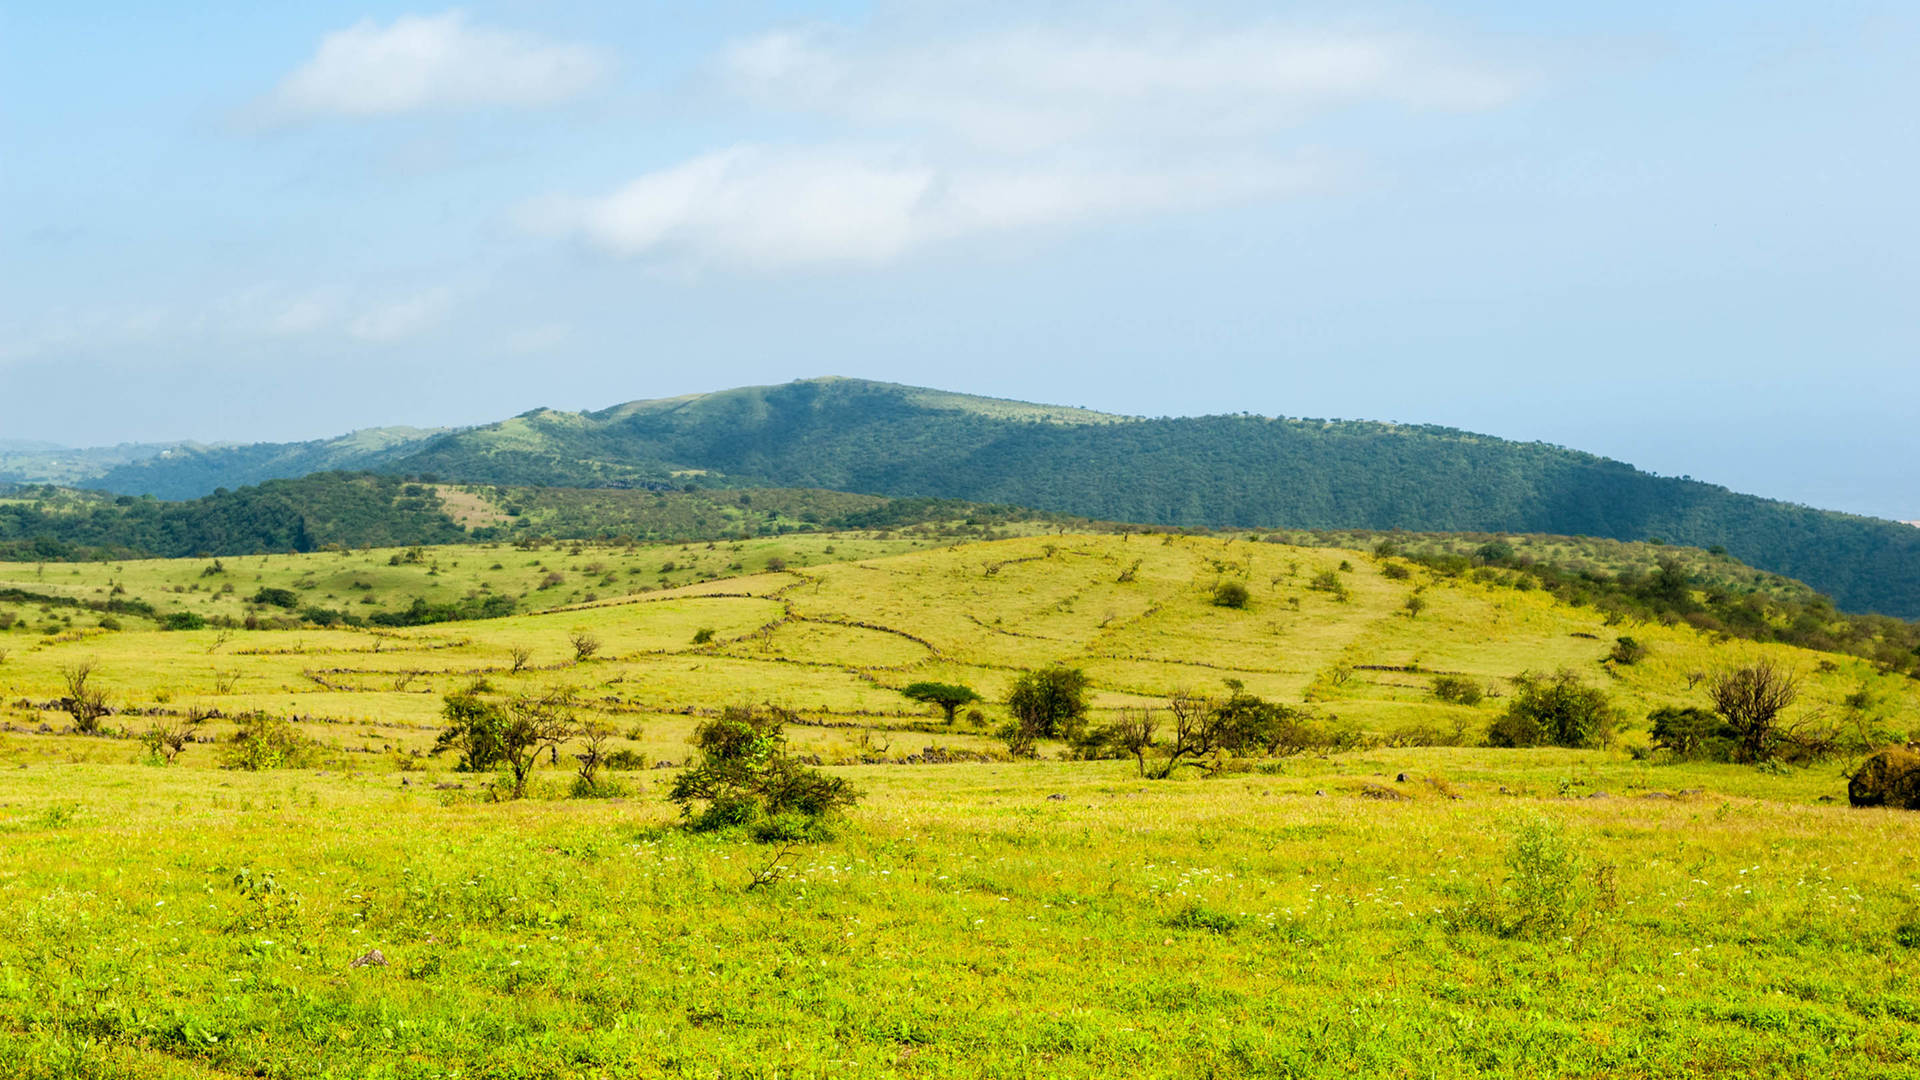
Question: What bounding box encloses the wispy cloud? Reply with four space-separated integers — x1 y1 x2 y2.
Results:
347 288 457 342
531 145 1330 269
534 18 1518 270
0 285 458 363
718 23 1515 151
266 10 607 120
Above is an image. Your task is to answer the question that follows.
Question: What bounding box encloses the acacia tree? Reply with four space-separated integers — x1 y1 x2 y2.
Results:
1708 660 1799 763
900 682 980 723
499 688 578 799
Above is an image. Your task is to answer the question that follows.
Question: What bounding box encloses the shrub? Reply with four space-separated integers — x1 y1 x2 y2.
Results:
59 661 110 735
669 705 858 839
1430 674 1483 707
140 715 197 764
1486 670 1614 748
604 748 648 770
1503 815 1589 938
1647 706 1733 760
220 713 319 771
569 630 602 663
1380 562 1411 580
1608 636 1648 665
162 612 207 631
251 587 299 609
692 627 715 645
1210 581 1250 609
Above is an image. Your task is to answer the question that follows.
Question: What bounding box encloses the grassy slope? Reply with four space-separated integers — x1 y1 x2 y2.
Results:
1 533 1913 754
2 535 1920 1076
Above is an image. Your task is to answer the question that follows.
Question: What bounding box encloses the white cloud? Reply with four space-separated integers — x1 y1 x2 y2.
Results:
269 10 606 118
348 288 455 342
535 145 1329 269
718 24 1516 152
536 18 1515 269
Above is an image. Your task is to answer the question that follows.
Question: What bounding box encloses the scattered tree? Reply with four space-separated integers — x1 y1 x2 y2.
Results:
1404 594 1427 619
1003 666 1091 755
569 630 603 663
669 704 858 840
900 681 981 723
498 688 578 799
434 688 509 772
572 717 619 796
1486 670 1614 748
1707 660 1800 763
60 661 110 735
507 645 534 673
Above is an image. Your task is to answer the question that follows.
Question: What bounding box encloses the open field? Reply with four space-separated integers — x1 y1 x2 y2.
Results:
4 749 1920 1078
0 533 1917 1076
2 533 1914 748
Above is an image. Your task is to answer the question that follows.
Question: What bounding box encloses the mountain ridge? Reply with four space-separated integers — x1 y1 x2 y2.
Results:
10 377 1918 616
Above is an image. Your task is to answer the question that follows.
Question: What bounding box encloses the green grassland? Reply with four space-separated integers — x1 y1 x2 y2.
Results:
1 533 1918 1077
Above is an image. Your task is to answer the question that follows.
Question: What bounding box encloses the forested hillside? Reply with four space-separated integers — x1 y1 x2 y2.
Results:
33 377 1920 616
0 475 466 559
387 379 1920 617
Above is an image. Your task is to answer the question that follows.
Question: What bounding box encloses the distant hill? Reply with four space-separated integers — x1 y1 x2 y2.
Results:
87 426 445 500
31 377 1920 617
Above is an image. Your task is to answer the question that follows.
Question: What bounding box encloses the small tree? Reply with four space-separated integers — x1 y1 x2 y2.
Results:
669 705 858 839
507 645 534 673
498 688 577 799
572 717 618 795
900 682 980 723
569 630 602 663
60 661 110 735
141 713 199 764
1099 682 1321 778
435 689 509 772
1486 670 1614 748
1707 660 1799 763
1003 666 1091 754
1403 594 1427 619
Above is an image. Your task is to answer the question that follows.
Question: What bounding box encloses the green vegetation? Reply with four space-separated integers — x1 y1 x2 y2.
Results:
19 378 1920 616
0 531 1917 1075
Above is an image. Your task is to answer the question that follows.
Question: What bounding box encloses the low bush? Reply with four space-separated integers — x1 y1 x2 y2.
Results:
1430 674 1483 706
220 713 319 771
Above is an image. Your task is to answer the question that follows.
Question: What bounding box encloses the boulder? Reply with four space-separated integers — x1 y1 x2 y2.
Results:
1848 747 1920 809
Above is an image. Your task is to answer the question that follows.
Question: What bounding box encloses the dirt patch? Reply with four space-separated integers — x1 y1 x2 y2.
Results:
434 486 510 529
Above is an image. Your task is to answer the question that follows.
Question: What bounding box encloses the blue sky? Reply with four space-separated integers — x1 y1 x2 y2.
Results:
2 1 1915 519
